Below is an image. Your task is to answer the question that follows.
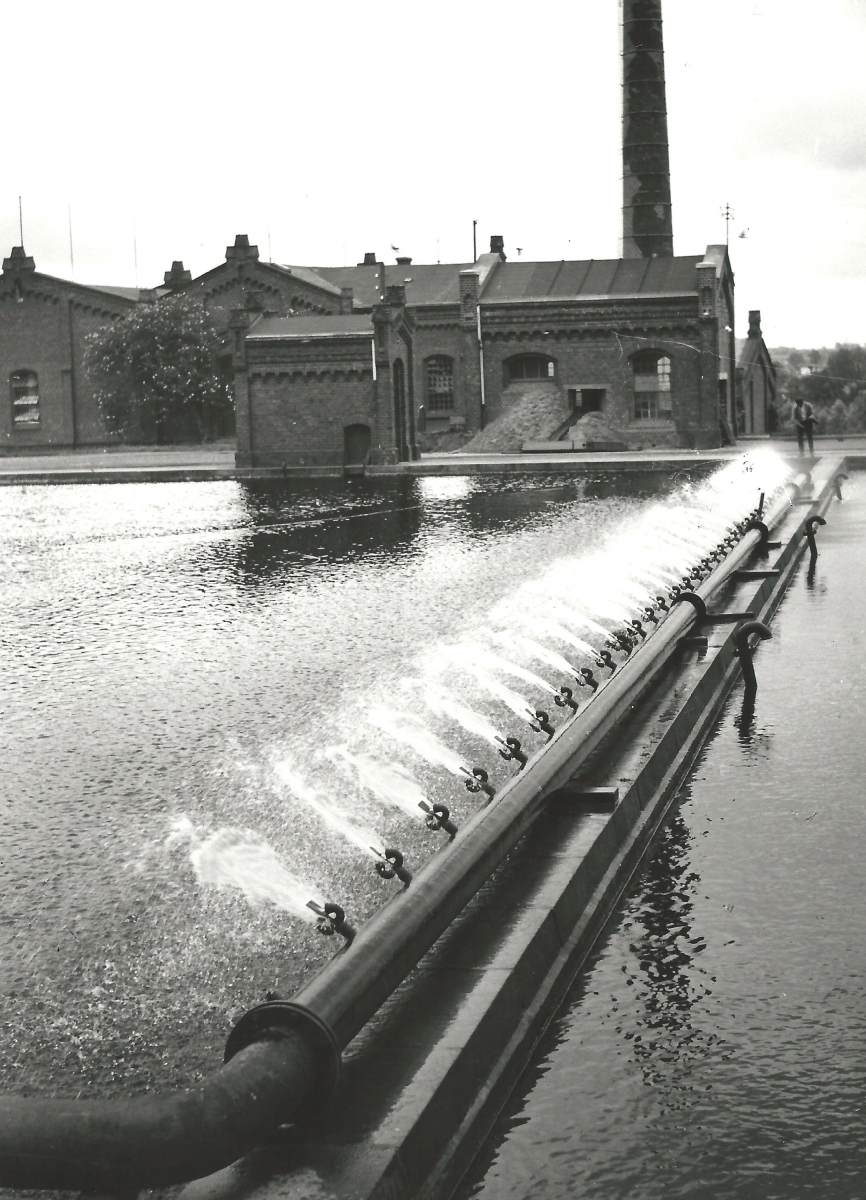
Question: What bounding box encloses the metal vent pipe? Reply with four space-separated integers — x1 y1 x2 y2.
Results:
0 476 807 1193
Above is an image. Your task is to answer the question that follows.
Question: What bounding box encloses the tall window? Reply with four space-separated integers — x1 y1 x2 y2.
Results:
507 354 555 383
425 356 454 412
11 370 39 426
633 353 671 420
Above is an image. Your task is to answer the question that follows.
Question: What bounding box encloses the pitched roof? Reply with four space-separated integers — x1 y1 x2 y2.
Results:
481 255 704 302
314 263 474 307
270 263 343 297
314 254 707 307
246 314 374 339
93 285 153 302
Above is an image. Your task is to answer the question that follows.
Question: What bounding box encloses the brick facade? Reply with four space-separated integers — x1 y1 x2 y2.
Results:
0 248 138 452
235 290 417 469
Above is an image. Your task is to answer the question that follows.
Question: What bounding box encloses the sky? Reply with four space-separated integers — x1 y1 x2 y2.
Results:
2 0 864 348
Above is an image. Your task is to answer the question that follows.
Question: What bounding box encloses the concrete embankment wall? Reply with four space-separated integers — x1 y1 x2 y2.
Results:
177 461 843 1200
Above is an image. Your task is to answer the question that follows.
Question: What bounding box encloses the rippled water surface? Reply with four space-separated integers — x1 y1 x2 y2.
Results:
2 471 693 1097
463 474 866 1199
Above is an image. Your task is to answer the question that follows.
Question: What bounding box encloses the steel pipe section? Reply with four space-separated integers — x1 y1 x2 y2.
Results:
0 472 808 1192
0 1031 318 1192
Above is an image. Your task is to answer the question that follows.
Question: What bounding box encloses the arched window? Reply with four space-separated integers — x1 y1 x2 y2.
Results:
11 370 39 426
425 356 454 412
506 354 555 384
632 353 671 420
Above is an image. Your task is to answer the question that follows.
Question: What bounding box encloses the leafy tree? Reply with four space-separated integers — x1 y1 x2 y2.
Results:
84 295 230 442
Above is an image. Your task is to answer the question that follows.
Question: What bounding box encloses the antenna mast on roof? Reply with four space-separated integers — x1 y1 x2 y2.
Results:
721 202 734 247
472 219 477 261
18 196 23 247
68 202 74 280
133 216 138 288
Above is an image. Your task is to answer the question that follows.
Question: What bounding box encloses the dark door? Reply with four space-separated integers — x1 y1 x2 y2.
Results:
582 388 605 412
393 358 407 460
344 423 371 465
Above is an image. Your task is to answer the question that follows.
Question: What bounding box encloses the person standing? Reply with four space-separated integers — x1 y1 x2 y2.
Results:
791 398 815 455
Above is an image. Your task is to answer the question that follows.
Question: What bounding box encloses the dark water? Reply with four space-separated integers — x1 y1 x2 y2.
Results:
1 471 682 1098
462 474 866 1199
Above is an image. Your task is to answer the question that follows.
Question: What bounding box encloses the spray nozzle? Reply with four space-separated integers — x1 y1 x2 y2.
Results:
499 736 528 769
375 847 413 886
463 766 496 801
530 709 555 741
424 802 458 839
308 901 356 944
555 685 579 712
579 667 599 692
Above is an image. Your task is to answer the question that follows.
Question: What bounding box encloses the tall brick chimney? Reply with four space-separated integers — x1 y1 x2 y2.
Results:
620 0 674 258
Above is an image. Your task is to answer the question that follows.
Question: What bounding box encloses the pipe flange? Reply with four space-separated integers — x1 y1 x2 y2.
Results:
225 1001 341 1114
671 591 707 623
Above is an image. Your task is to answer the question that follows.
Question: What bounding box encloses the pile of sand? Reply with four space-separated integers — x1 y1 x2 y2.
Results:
460 386 569 453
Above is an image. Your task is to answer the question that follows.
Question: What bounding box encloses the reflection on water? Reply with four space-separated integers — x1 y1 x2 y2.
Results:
1 471 683 1097
463 475 866 1199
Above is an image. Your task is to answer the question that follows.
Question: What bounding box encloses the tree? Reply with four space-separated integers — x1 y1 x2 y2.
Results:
84 295 231 442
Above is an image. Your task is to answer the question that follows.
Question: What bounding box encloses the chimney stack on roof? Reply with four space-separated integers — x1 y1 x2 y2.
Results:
748 310 762 338
490 235 506 261
361 252 378 266
396 255 412 265
164 260 192 290
621 0 674 258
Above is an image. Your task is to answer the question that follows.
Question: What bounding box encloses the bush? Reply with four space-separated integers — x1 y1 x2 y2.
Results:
84 295 230 442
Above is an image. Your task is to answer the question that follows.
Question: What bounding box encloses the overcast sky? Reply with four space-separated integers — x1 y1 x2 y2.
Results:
2 0 863 348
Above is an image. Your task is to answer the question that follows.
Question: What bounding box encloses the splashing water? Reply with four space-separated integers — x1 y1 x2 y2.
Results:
370 707 471 777
167 817 325 923
328 747 430 822
275 762 386 861
432 641 557 696
425 684 508 750
491 631 581 679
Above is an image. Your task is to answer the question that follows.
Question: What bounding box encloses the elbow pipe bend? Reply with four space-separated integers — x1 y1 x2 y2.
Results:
0 1016 333 1193
734 620 772 693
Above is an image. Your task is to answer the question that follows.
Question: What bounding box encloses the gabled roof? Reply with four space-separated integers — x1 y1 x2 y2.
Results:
93 285 156 302
314 263 474 307
271 263 343 297
737 335 775 375
247 314 374 339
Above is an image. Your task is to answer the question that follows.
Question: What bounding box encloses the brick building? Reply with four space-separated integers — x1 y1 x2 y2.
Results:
233 286 417 469
735 310 777 436
0 247 144 452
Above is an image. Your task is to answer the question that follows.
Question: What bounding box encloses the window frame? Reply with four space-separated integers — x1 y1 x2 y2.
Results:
10 369 40 428
632 352 672 421
505 354 556 385
424 355 455 414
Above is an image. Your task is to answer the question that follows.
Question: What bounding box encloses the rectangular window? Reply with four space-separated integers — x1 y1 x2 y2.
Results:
426 357 454 412
11 370 39 426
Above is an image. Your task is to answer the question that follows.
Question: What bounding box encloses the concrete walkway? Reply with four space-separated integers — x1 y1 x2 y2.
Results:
0 438 863 485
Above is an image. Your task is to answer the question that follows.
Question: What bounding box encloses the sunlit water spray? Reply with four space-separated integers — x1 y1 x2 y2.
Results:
275 761 386 861
167 816 325 924
328 747 432 823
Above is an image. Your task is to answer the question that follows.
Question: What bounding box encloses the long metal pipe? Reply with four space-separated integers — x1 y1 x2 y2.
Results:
0 473 807 1192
